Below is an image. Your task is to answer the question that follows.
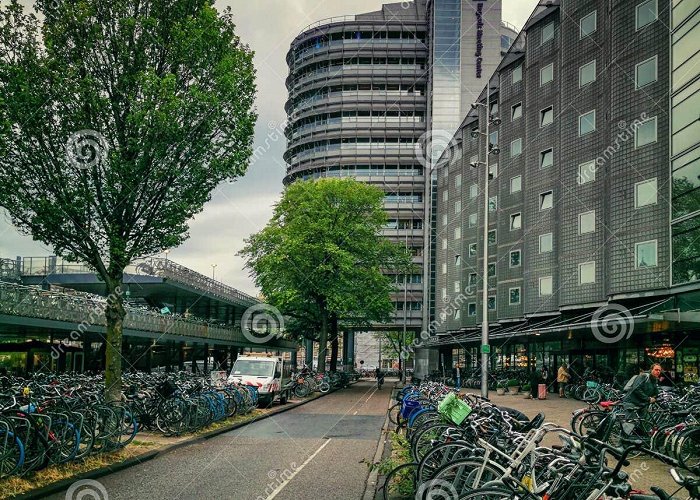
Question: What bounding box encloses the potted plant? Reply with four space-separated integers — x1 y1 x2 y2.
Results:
496 382 506 396
522 383 531 394
507 378 520 394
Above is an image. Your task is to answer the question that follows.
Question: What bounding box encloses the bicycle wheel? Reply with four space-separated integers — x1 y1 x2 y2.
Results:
0 428 25 478
417 441 474 483
381 462 417 500
457 487 519 499
412 423 454 462
387 402 403 427
676 427 700 471
429 459 506 497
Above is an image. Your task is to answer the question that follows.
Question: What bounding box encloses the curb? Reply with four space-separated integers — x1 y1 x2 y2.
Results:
362 382 399 500
10 386 350 500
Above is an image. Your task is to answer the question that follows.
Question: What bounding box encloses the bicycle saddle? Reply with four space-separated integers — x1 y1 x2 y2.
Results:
519 412 545 432
671 468 700 488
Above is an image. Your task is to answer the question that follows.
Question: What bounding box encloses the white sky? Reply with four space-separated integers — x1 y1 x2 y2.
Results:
0 0 539 295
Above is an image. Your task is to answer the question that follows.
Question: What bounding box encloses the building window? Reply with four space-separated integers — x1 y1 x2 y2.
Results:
636 56 657 88
540 106 554 127
443 190 448 201
541 22 554 44
470 184 478 198
488 296 496 310
454 309 461 320
636 0 658 30
454 281 460 293
488 263 496 277
512 102 522 121
579 110 596 136
540 148 554 168
539 276 553 296
509 287 521 305
468 273 477 287
454 227 461 239
455 255 461 267
579 261 596 284
489 196 497 212
442 287 447 300
442 238 447 250
468 303 477 316
489 130 499 148
455 173 462 187
488 229 497 245
512 64 522 83
635 240 658 268
635 116 657 148
539 233 553 253
579 210 596 234
579 60 596 87
442 214 448 226
442 263 447 274
510 138 522 157
488 163 498 179
454 200 461 214
469 243 477 257
580 10 597 38
540 191 554 210
510 175 522 193
635 178 658 207
578 160 596 184
510 249 521 267
510 213 522 230
469 213 477 227
540 63 554 85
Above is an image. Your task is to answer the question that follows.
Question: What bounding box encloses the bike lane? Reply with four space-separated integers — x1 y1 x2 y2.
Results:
47 380 392 500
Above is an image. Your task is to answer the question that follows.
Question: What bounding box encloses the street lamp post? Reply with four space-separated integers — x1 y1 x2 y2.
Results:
211 264 217 280
470 86 500 398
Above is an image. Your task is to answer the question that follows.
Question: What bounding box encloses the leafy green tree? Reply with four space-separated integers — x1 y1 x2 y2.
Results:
240 178 413 372
0 0 256 400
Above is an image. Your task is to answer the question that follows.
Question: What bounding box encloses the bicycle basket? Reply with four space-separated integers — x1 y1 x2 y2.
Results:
586 380 599 388
437 392 472 425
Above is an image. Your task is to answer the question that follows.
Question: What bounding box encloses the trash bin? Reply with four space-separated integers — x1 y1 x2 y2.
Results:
538 384 547 400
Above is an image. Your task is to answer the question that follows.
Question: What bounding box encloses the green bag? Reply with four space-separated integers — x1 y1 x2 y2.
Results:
437 392 472 425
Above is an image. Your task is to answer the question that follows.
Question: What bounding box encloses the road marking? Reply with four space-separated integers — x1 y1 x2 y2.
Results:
266 438 332 500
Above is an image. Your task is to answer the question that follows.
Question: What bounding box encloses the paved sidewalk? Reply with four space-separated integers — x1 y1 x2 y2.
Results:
464 388 681 495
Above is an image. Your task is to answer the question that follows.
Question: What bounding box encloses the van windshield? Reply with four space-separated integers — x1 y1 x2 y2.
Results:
232 359 275 377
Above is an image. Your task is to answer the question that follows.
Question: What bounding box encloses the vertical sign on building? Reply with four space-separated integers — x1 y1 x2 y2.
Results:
475 1 484 78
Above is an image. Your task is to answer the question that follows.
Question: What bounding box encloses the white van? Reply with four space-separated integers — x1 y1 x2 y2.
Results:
228 355 290 406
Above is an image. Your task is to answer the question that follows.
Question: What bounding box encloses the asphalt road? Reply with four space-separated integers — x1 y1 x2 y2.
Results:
50 380 390 500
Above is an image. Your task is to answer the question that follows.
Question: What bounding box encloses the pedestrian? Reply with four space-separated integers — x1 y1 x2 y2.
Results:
453 363 462 392
526 366 539 399
541 365 549 392
375 366 380 380
557 363 570 398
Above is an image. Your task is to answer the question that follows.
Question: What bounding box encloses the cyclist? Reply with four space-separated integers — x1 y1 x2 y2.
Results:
376 368 384 389
621 363 661 435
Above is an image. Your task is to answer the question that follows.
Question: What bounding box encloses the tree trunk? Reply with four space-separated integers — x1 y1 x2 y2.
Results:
317 308 328 373
329 314 339 371
104 280 126 403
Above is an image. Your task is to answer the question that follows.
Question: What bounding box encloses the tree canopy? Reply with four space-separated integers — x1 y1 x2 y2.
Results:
240 178 414 372
0 0 257 399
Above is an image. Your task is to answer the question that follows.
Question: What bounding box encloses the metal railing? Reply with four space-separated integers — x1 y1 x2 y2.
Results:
0 259 20 282
11 256 259 307
130 258 258 306
0 281 243 343
297 15 357 37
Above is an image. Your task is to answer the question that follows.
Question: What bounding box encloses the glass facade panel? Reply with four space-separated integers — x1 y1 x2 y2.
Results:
580 11 597 37
541 63 554 85
539 276 553 296
635 117 657 147
579 110 596 135
636 0 658 29
673 217 700 284
580 60 596 86
635 178 658 207
511 175 522 193
578 160 596 184
512 64 522 83
672 147 700 219
635 240 658 268
579 261 596 284
636 56 658 88
540 233 553 253
540 148 553 168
